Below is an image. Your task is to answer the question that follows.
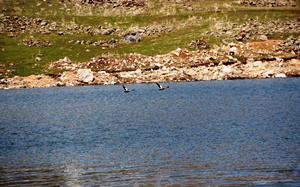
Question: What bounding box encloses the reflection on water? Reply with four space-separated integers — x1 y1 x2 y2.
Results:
0 78 300 186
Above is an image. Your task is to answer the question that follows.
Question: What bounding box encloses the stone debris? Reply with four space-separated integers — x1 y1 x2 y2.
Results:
22 39 52 47
240 0 297 7
257 35 268 41
1 39 299 89
228 43 237 56
189 39 210 50
123 34 141 43
0 75 58 89
70 39 118 48
48 57 79 71
77 69 94 83
77 0 146 8
276 36 300 53
208 19 300 42
0 15 173 45
0 15 119 37
125 25 172 37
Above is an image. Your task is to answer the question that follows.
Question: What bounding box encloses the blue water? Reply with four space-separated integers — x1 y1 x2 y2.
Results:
0 78 300 186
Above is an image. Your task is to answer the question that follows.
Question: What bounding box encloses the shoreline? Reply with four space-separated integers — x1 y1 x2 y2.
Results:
1 39 300 90
0 59 300 90
1 76 300 91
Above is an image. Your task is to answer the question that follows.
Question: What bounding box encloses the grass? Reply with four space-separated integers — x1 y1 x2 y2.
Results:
0 0 299 78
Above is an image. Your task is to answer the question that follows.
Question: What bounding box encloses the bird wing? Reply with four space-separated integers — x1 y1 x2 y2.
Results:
156 82 162 88
122 85 126 91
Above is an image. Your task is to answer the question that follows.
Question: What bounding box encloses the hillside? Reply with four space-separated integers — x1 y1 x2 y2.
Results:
0 0 300 89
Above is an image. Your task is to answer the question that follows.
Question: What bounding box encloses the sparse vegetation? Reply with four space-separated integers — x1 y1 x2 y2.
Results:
0 0 299 87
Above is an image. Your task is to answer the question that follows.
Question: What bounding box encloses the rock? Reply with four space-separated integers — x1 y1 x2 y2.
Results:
35 57 42 62
229 45 237 55
40 21 48 26
285 69 300 77
189 39 209 49
253 61 263 67
101 29 115 35
56 81 66 87
275 73 287 78
171 48 183 56
275 57 283 62
258 35 268 41
276 36 300 53
247 58 255 64
288 59 300 64
0 79 8 84
263 70 274 77
79 0 146 8
222 66 233 74
153 63 162 70
23 39 52 47
240 0 296 7
184 69 197 76
123 34 141 43
77 69 94 83
62 57 71 63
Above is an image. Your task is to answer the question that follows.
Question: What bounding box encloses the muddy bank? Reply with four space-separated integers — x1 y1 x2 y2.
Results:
1 39 299 89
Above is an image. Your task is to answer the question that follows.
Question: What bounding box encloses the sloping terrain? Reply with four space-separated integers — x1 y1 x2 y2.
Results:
0 0 299 88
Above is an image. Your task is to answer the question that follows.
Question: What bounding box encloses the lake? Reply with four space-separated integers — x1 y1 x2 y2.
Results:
0 78 300 186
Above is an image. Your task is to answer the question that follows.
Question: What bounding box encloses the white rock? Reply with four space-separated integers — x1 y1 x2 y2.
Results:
228 46 237 55
171 48 182 56
263 70 274 77
77 69 94 83
275 57 283 62
258 35 268 41
222 66 233 74
98 71 109 76
35 57 42 62
62 57 71 63
253 61 263 67
275 73 287 78
154 63 162 68
161 66 168 71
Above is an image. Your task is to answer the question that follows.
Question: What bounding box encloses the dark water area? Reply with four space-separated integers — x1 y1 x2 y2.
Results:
0 78 300 186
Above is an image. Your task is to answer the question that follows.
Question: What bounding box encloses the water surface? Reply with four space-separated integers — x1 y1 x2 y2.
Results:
0 78 300 186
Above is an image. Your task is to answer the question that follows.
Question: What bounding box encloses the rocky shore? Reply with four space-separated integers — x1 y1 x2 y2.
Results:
1 0 299 90
1 38 299 89
240 0 297 7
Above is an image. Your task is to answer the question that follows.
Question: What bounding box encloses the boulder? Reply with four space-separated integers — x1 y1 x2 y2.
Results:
263 70 274 77
222 66 233 74
123 34 141 43
77 69 94 83
285 69 300 77
56 81 66 87
253 61 263 67
275 73 287 78
62 57 71 63
258 35 268 41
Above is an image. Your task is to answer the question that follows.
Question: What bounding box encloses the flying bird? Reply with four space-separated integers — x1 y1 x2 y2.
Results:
122 84 133 93
156 82 169 91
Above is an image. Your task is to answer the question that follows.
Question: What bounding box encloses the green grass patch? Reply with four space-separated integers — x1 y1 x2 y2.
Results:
0 0 299 78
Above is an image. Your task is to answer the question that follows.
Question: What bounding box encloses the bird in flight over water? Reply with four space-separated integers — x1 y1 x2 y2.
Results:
156 82 169 91
122 84 133 93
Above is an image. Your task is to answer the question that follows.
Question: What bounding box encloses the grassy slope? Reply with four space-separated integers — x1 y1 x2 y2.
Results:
0 0 299 77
